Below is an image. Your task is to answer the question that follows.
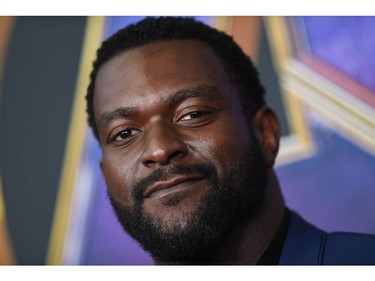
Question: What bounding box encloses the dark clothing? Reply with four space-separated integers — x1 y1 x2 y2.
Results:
257 209 291 265
279 210 375 265
256 209 375 265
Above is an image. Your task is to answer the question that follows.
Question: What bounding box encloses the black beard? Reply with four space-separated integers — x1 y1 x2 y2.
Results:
108 141 268 264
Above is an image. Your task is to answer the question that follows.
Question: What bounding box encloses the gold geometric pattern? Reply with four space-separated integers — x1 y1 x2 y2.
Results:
265 16 375 167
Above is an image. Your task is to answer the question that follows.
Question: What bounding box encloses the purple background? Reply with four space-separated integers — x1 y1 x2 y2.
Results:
302 16 375 93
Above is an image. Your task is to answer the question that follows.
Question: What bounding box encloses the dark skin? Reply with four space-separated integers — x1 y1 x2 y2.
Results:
94 40 285 264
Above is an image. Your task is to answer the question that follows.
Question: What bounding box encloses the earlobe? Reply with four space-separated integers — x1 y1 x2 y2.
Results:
252 107 280 167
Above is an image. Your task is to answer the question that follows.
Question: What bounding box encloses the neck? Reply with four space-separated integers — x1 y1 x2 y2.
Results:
212 170 285 264
156 169 286 265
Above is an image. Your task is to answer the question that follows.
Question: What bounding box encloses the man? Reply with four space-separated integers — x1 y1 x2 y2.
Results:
85 17 375 264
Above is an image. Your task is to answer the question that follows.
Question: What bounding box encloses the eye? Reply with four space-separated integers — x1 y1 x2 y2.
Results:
110 128 141 143
180 111 208 121
176 108 220 128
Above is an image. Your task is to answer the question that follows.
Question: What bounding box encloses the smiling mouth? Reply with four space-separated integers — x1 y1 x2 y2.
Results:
143 175 206 199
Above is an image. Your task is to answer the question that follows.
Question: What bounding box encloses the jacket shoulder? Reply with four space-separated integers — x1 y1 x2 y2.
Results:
279 210 375 265
322 232 375 265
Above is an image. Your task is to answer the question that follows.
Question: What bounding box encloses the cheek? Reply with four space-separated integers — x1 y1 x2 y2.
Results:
192 118 252 175
101 154 136 206
212 118 251 153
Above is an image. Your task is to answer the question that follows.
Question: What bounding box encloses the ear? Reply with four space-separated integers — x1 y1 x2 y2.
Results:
252 107 280 167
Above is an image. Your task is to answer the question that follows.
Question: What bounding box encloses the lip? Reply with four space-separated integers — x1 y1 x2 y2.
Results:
143 175 206 199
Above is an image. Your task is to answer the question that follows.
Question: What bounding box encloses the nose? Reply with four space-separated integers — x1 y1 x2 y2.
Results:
140 121 188 168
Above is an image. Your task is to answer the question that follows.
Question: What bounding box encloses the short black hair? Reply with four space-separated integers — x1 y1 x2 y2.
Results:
86 16 266 140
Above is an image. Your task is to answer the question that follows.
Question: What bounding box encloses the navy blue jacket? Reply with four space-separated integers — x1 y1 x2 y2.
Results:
279 211 375 265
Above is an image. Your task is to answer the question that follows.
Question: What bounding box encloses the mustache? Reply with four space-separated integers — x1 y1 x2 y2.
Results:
132 163 216 201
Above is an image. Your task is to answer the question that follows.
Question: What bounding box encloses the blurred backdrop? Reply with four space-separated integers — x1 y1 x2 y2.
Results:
0 16 374 265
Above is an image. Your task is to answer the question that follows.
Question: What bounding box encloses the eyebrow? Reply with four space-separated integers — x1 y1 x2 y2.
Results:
97 84 220 129
167 85 220 107
97 107 138 129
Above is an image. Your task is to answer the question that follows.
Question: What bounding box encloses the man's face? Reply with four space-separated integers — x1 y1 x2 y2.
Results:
94 40 268 262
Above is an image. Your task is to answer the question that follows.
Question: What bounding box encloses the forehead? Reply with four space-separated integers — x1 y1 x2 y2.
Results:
93 40 235 117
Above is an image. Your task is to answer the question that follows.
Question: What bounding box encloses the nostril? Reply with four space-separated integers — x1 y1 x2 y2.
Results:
168 150 184 161
143 159 155 167
142 148 187 167
142 151 183 167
